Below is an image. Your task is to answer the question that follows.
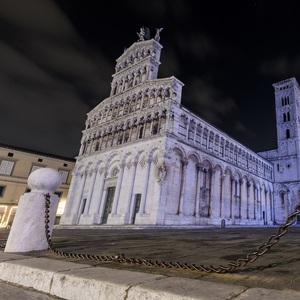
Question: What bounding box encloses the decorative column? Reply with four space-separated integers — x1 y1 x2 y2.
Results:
73 171 87 216
94 169 106 212
84 168 98 214
124 161 138 223
220 175 226 217
238 179 243 219
185 120 190 140
111 163 125 215
139 159 152 214
62 171 79 216
194 163 201 216
230 177 235 218
253 185 257 220
178 159 188 215
211 168 221 218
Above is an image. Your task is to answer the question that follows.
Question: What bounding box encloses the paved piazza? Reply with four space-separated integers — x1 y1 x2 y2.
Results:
1 226 300 292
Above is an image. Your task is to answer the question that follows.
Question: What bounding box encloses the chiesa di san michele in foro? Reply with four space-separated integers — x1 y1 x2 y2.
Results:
60 27 300 227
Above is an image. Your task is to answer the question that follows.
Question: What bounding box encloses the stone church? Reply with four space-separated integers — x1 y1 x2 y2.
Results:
60 28 300 227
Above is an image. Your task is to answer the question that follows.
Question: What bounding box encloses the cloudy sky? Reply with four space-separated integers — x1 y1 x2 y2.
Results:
1 0 300 158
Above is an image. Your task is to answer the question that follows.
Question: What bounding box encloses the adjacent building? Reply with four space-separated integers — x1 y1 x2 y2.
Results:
61 28 283 227
0 144 75 227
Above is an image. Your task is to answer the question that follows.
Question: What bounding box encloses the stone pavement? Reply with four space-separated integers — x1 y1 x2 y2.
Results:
0 226 300 299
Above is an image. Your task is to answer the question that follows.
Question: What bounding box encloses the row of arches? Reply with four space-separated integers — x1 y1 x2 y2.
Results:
115 44 158 72
178 115 273 181
86 86 172 129
62 147 162 225
80 110 168 155
111 65 155 96
62 145 274 226
164 147 273 224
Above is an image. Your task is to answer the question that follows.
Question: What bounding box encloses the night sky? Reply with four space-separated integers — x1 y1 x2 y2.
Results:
1 0 300 158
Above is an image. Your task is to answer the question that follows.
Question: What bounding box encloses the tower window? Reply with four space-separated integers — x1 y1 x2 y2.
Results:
286 129 290 139
283 113 286 122
282 96 290 106
280 192 285 205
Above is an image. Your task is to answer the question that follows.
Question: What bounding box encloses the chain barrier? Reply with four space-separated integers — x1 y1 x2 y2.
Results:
44 193 300 273
0 243 5 249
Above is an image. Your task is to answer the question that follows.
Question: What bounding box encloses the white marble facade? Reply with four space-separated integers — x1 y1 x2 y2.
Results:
60 29 298 227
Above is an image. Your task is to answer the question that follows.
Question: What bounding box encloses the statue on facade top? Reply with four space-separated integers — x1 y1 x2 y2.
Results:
137 26 150 41
154 28 163 42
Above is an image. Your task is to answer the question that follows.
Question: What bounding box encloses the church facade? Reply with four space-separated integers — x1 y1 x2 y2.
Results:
60 29 299 227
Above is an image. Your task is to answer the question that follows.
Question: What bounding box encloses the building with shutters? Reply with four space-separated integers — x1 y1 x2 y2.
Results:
0 143 75 227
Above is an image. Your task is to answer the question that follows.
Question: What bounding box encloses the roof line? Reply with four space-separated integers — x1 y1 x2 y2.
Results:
0 143 76 162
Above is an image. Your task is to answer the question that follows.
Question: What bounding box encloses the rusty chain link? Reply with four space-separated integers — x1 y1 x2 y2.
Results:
44 193 300 273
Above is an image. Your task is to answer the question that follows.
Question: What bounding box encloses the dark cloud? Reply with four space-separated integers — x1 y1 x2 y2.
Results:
184 77 238 126
0 0 114 157
0 0 299 157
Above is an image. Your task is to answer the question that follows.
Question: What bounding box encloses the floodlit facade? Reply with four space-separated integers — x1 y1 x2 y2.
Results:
61 29 281 227
0 144 75 227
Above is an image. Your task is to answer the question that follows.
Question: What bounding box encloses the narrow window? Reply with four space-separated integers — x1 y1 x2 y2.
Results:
286 129 290 139
81 199 87 214
138 126 144 139
0 185 6 197
281 193 285 205
287 112 290 121
283 113 286 122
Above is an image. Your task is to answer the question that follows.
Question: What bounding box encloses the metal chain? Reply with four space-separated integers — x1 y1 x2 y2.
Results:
44 193 300 273
0 243 5 249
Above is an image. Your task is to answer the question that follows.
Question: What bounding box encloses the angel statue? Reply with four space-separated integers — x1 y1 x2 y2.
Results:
137 26 150 41
154 28 163 42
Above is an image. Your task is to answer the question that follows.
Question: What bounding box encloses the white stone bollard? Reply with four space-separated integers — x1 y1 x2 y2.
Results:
4 168 61 252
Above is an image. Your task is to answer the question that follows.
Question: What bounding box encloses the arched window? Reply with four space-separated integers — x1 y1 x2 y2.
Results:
280 192 285 204
287 112 290 121
283 113 286 122
286 129 290 139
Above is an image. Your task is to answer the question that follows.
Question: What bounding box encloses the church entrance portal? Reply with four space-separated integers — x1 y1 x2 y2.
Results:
132 193 141 224
102 187 115 224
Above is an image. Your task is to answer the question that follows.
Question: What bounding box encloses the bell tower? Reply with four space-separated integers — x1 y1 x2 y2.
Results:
273 77 300 157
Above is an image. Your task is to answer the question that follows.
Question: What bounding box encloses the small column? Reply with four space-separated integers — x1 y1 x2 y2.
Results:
230 177 235 218
111 163 125 215
139 159 152 214
62 171 79 216
94 169 107 216
124 161 138 223
73 171 87 215
5 168 61 252
194 163 201 216
83 168 98 214
178 159 188 215
220 175 226 217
